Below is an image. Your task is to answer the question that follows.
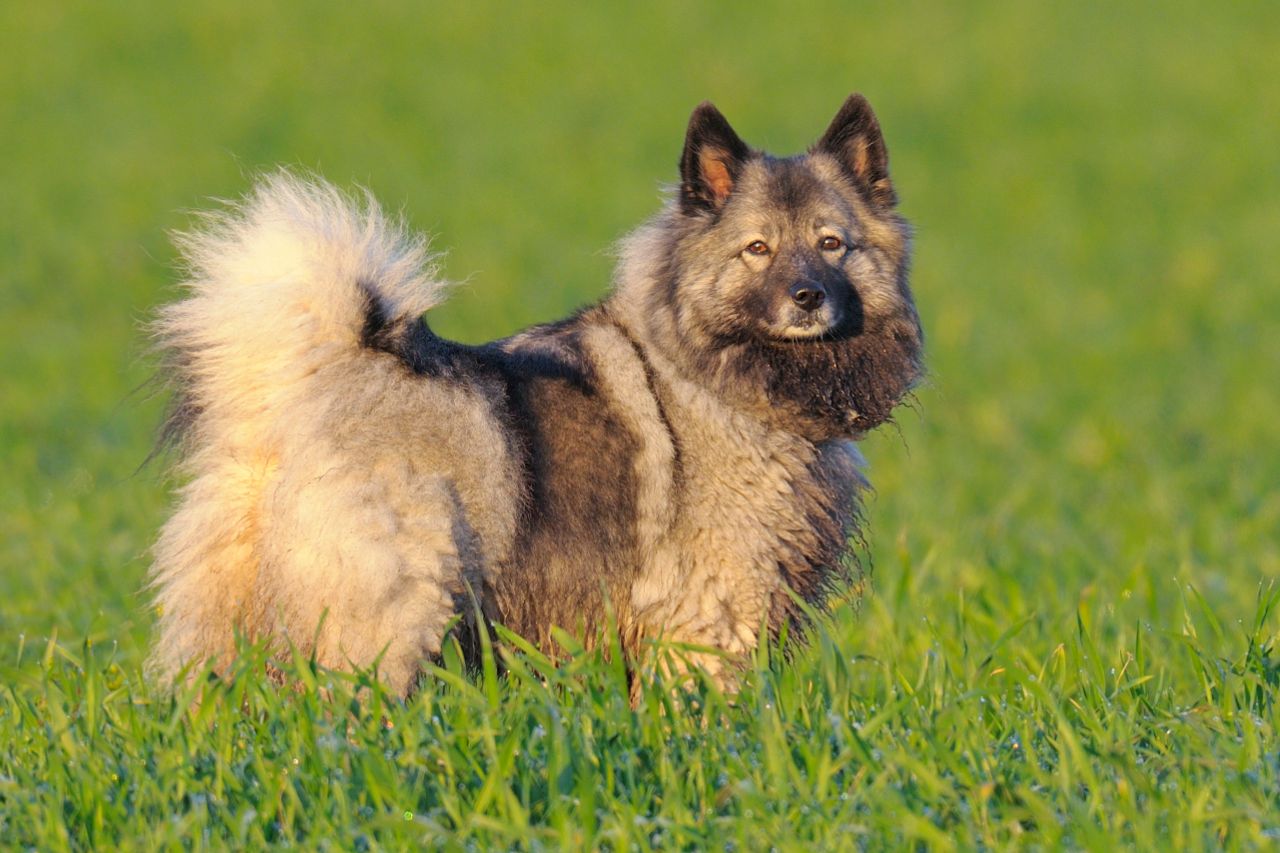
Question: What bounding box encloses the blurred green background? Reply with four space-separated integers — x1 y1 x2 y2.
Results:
2 0 1277 665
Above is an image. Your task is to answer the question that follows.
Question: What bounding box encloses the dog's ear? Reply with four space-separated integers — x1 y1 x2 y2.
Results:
814 93 896 208
680 102 751 215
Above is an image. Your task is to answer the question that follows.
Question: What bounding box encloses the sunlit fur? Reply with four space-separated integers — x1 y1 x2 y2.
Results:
148 96 922 694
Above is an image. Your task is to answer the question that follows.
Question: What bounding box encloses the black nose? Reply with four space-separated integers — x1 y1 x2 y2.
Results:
789 281 826 312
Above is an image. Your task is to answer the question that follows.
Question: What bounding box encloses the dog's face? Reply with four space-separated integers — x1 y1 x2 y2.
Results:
650 95 923 439
677 158 875 343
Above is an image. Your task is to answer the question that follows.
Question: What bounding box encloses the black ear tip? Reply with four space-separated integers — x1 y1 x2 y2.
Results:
814 93 883 155
688 100 727 129
837 92 876 122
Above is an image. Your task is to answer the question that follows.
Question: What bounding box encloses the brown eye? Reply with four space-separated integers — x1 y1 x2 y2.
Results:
819 235 844 252
745 240 770 256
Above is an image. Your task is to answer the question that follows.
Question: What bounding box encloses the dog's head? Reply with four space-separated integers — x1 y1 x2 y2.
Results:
621 94 923 440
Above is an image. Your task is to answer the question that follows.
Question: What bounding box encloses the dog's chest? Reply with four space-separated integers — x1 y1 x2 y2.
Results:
628 371 830 652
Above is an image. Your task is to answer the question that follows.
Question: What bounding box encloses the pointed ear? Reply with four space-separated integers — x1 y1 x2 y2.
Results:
814 94 896 208
679 101 752 214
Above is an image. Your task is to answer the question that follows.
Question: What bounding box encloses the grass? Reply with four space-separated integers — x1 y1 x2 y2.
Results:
3 590 1279 848
2 0 1279 848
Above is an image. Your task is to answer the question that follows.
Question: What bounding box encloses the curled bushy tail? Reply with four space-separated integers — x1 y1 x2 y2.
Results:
148 172 456 685
156 171 448 455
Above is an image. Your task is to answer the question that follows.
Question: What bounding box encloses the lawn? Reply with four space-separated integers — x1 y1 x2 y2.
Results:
2 1 1278 848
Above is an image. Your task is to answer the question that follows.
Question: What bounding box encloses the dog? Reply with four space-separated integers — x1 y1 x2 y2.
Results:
149 94 923 695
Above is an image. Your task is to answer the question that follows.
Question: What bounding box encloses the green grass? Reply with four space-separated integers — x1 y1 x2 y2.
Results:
2 0 1278 848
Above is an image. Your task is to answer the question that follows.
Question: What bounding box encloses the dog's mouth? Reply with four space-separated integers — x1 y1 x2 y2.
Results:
773 319 831 341
765 305 860 344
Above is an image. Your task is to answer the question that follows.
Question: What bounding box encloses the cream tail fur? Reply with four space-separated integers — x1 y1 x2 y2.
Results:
150 173 474 694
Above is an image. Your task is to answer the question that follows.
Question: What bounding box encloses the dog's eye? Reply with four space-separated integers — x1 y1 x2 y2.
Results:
744 240 770 256
819 235 844 252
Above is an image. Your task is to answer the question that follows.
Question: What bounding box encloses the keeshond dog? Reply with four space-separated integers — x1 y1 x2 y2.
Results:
149 94 923 695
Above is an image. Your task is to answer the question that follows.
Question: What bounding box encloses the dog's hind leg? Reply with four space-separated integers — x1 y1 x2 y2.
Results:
257 451 474 696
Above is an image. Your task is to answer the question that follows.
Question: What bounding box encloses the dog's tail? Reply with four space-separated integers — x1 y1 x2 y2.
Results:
154 171 448 456
148 172 455 684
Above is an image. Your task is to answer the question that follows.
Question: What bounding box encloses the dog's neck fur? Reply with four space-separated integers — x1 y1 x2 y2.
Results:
608 214 775 426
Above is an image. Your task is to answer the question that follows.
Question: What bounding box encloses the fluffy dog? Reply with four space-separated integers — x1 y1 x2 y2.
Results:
149 94 923 694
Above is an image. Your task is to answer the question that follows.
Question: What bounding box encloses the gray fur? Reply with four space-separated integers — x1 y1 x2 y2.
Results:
148 94 923 693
